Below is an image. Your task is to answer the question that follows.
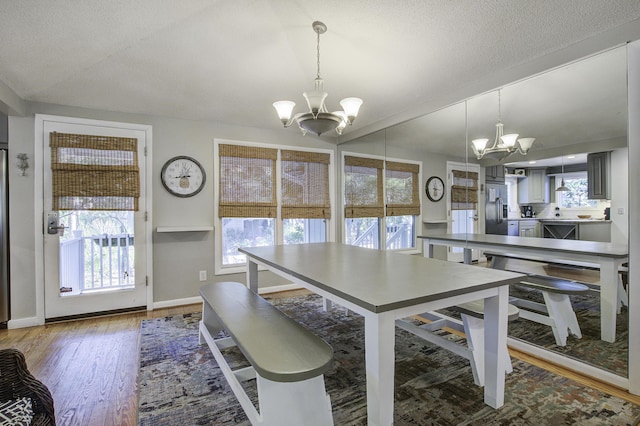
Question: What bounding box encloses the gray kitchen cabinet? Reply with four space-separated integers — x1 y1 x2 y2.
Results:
518 168 547 204
507 220 519 236
578 222 611 242
518 220 539 237
587 152 611 200
486 165 505 182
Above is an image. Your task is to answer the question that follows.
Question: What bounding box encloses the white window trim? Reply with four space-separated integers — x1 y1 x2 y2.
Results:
340 150 422 252
214 138 335 276
551 170 600 211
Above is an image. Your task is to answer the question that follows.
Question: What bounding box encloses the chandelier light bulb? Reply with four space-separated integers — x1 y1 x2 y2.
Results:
500 133 519 148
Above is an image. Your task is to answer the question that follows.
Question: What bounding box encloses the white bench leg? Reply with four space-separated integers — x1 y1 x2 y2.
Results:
461 313 513 387
257 375 333 426
541 291 581 346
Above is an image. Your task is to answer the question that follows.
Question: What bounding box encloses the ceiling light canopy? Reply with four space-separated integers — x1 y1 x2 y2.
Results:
273 21 362 136
471 90 535 162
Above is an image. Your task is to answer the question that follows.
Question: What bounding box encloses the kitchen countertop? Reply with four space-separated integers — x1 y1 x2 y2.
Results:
507 218 610 223
538 218 611 223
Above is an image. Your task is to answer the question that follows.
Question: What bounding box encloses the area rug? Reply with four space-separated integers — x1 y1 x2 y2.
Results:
505 285 628 376
137 294 640 425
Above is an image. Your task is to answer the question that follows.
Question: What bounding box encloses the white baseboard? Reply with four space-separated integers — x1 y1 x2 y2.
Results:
153 296 203 310
8 317 42 329
258 283 303 294
151 284 303 310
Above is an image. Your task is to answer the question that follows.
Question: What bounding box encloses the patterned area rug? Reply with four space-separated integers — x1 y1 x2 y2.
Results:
137 294 640 425
506 285 628 376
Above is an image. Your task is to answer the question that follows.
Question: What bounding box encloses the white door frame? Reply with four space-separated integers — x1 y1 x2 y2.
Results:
34 114 153 325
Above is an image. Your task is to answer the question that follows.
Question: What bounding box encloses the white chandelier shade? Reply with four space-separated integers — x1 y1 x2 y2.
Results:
273 21 362 136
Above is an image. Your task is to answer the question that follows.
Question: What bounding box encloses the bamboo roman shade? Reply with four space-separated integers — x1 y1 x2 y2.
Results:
218 144 278 218
385 161 420 216
50 132 140 211
344 156 384 218
451 170 478 210
281 150 331 219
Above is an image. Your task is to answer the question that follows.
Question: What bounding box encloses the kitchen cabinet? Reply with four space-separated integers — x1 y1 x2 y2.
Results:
587 152 611 199
519 220 539 237
507 221 519 236
518 168 548 204
540 220 611 242
485 165 505 182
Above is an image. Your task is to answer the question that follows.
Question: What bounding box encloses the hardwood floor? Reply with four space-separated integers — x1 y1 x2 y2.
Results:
0 289 638 425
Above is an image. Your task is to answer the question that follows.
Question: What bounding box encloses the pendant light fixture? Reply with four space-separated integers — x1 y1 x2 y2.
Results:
272 21 362 136
556 156 570 192
471 90 535 161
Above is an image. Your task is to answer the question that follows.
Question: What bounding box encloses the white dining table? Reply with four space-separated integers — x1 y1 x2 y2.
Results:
239 242 523 425
419 233 629 343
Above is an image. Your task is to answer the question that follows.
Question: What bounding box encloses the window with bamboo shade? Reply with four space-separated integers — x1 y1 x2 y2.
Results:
450 170 478 210
218 144 278 218
281 150 331 219
344 156 384 218
385 160 420 216
50 132 140 211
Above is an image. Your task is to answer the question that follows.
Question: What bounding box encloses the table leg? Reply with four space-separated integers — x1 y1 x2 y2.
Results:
483 286 508 408
463 247 472 264
247 259 259 293
364 311 396 425
600 259 618 343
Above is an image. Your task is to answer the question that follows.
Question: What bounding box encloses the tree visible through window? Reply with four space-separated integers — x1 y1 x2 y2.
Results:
557 174 597 208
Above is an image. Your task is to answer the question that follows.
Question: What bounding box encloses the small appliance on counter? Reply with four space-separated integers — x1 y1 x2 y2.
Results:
604 207 611 220
520 205 534 218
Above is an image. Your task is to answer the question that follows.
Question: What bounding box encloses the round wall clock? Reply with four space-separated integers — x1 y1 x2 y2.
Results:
425 176 444 202
161 156 206 197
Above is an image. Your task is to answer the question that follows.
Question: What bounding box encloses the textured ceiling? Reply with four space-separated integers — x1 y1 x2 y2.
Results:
0 0 639 141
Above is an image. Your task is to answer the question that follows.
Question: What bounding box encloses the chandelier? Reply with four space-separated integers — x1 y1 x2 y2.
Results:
273 21 363 136
471 90 535 161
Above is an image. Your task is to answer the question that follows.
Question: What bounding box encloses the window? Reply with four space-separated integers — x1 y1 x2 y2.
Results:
343 154 421 250
556 172 597 208
216 141 333 273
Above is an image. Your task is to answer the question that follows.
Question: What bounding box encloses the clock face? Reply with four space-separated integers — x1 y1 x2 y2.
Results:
426 176 444 202
161 156 206 197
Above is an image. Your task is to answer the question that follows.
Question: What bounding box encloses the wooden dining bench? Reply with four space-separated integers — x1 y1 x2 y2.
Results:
397 300 520 387
199 282 334 426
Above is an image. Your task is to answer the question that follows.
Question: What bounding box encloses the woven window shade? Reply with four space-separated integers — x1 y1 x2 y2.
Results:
219 144 277 218
385 161 420 216
50 132 140 211
451 170 479 210
344 156 384 218
281 150 331 219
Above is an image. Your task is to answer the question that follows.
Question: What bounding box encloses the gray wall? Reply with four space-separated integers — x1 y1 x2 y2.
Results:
8 102 335 320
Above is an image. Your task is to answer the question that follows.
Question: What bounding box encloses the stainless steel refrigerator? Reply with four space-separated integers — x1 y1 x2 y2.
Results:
0 149 7 325
485 183 508 235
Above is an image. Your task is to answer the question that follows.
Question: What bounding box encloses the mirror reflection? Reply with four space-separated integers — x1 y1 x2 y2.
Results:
339 45 628 378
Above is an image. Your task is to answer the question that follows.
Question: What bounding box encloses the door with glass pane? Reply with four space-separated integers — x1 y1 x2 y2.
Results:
41 118 148 319
446 162 480 262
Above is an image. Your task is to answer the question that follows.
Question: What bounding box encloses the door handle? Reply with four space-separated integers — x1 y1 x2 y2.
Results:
46 212 68 236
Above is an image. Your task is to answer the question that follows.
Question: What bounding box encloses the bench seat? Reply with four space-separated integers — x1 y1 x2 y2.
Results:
509 274 589 346
397 301 519 387
199 282 334 425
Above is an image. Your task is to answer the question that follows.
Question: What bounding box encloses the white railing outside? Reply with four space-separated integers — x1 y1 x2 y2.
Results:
60 233 134 292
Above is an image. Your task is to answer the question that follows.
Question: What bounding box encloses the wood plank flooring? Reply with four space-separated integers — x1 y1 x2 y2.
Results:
0 290 638 425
